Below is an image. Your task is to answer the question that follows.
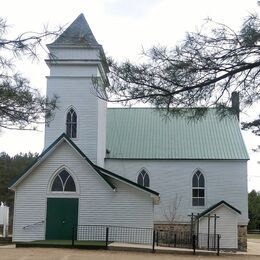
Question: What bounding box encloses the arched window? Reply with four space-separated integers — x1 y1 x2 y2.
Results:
66 108 77 138
192 170 205 206
51 170 76 192
137 169 150 187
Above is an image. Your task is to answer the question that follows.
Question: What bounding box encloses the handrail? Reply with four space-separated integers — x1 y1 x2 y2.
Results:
23 220 44 229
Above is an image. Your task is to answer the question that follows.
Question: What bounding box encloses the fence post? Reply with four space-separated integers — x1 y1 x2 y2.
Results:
105 227 109 249
217 234 220 256
156 231 159 246
174 233 177 247
72 226 75 247
192 234 196 255
152 230 155 253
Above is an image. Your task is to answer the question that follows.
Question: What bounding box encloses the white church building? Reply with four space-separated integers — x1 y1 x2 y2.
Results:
9 14 249 250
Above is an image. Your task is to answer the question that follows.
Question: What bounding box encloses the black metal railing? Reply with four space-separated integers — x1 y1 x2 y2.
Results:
156 230 220 254
156 230 193 248
71 225 220 255
75 225 153 244
77 225 107 241
23 220 45 230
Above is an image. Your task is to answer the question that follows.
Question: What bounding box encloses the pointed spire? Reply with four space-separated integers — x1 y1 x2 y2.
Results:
51 14 99 46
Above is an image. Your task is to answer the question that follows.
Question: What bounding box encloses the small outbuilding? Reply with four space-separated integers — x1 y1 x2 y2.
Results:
198 201 241 249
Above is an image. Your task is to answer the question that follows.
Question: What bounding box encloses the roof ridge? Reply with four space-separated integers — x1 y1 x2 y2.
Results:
198 200 241 218
9 133 115 190
94 165 160 196
9 134 160 198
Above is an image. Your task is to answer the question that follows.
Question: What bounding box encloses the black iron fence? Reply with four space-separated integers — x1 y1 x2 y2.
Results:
156 230 193 248
196 233 220 251
75 225 153 244
72 225 220 255
156 230 220 255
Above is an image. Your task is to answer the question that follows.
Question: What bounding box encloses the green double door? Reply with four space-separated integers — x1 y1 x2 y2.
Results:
46 198 78 240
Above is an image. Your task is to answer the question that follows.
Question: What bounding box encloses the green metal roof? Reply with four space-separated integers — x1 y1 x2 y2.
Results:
106 108 249 160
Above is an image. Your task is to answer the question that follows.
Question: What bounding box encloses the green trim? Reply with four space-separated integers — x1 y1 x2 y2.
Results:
94 165 160 197
9 132 159 197
9 133 116 191
198 200 241 218
16 240 107 249
63 134 116 190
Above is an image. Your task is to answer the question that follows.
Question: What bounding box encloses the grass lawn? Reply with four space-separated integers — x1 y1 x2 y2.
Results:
248 234 260 239
16 240 109 248
30 240 107 245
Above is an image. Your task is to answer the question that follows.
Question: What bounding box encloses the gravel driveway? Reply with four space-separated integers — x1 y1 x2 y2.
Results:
0 248 260 260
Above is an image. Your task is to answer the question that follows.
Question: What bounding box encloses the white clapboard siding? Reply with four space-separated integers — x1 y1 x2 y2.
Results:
13 141 154 242
49 47 100 61
105 159 248 225
199 205 238 249
45 77 99 163
45 46 107 165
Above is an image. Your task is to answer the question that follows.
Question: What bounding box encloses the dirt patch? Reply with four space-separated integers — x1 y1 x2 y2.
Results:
0 248 259 260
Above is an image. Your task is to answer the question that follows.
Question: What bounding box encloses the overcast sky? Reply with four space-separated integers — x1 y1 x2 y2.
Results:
1 0 260 191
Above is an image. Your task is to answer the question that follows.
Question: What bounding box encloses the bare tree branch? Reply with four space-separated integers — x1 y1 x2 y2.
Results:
93 14 260 137
163 194 182 225
0 17 63 130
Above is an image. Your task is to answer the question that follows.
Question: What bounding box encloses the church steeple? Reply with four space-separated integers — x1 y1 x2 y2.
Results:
50 13 99 46
45 14 108 166
46 13 109 74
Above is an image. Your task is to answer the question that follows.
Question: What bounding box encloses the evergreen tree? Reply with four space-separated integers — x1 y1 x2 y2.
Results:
0 17 60 130
0 152 37 225
248 190 260 230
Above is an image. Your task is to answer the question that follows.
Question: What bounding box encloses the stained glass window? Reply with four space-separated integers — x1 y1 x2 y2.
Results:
51 170 76 192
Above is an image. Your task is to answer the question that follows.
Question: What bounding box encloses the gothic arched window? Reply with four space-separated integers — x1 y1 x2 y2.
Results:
51 170 76 192
66 108 77 138
137 169 150 187
192 170 205 206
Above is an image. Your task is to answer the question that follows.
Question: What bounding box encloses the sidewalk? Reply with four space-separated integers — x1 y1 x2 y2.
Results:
108 240 260 256
108 242 219 256
1 240 259 256
247 239 260 255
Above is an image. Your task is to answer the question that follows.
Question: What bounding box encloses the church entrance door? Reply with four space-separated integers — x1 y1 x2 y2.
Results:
45 198 78 240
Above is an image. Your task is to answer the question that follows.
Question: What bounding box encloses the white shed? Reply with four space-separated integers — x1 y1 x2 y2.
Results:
198 201 241 249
